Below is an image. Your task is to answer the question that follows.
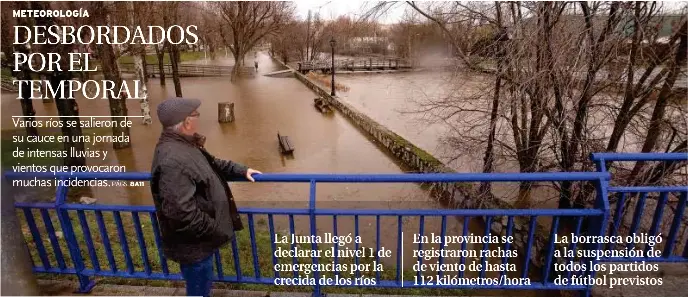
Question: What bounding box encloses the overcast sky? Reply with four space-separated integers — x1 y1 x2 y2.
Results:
295 0 408 23
295 1 688 24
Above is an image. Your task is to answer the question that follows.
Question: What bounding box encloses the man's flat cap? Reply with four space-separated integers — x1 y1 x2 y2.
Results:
157 97 201 127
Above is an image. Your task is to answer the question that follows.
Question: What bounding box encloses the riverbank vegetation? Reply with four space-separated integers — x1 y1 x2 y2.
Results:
262 0 686 212
2 0 684 224
268 0 687 247
306 72 351 92
2 1 686 293
360 2 687 210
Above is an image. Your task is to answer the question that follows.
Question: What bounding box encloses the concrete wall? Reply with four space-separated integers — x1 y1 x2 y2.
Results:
270 55 571 272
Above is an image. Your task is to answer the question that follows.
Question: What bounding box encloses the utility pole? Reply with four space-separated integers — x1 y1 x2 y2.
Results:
1 176 41 295
330 37 336 96
306 9 312 62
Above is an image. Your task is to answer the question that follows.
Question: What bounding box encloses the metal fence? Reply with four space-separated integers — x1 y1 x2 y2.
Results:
118 63 252 77
297 58 412 72
5 153 687 297
591 153 688 263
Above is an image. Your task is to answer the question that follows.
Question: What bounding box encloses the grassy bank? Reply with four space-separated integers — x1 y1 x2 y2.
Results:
1 66 41 80
117 51 206 65
18 210 469 296
1 66 12 78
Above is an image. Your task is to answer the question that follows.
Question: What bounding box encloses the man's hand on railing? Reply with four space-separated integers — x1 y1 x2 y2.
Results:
246 168 262 182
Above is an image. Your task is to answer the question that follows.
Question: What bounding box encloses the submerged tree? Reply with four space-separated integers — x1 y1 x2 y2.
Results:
163 2 183 96
10 1 39 137
91 1 131 149
366 1 687 210
28 1 86 167
128 1 152 125
213 1 294 79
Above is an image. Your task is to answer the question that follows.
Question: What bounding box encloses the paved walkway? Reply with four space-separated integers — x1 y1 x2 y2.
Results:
38 263 688 297
590 262 688 297
37 280 460 297
38 280 317 297
38 280 537 297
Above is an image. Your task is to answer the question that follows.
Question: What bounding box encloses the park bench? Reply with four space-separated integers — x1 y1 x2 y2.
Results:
277 132 294 154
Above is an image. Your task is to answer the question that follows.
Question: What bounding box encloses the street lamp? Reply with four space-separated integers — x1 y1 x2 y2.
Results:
330 37 336 96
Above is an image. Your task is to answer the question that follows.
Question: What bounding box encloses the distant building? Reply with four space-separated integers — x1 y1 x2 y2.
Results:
348 36 393 52
620 14 685 43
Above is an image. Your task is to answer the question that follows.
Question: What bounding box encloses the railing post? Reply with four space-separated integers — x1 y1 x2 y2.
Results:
309 180 323 297
54 178 95 293
592 156 607 173
580 175 610 297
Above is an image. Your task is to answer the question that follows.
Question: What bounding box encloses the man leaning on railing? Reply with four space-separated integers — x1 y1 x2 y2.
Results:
150 97 262 297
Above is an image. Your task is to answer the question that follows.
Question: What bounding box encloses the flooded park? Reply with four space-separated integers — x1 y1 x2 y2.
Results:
2 2 686 297
2 49 547 295
3 52 440 208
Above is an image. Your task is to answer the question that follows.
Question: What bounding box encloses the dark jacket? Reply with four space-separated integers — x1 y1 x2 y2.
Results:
150 131 248 265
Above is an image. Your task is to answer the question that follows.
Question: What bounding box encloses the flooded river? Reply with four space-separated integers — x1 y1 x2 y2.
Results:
3 52 432 207
335 71 564 209
2 52 552 296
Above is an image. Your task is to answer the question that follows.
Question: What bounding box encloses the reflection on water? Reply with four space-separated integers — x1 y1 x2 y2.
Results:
1 52 555 297
337 72 566 210
337 71 491 172
2 52 429 207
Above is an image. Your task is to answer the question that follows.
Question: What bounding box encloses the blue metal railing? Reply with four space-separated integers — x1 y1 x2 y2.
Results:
5 153 687 297
591 153 688 263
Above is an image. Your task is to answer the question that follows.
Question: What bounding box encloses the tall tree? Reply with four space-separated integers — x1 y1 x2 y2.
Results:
163 2 183 96
12 1 39 137
92 1 131 149
366 1 687 209
30 1 86 167
0 2 12 61
478 2 505 198
214 2 294 79
550 2 627 209
628 18 687 182
128 1 152 124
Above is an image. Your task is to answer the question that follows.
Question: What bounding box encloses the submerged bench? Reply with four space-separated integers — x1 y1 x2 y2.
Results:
277 132 294 154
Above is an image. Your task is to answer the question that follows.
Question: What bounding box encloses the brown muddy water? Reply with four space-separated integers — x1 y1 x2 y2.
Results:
336 71 566 211
1 52 553 296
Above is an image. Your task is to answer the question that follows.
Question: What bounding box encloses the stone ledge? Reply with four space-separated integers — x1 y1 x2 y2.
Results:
37 280 505 296
270 54 564 272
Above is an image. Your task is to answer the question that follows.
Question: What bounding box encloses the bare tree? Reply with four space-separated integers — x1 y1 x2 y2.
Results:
213 1 294 79
128 1 152 124
366 1 687 210
9 2 39 137
479 2 506 197
91 1 131 149
29 1 87 165
628 17 687 181
0 2 12 61
269 20 303 64
163 2 183 96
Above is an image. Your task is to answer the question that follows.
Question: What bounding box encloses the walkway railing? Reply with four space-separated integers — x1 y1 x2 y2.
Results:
5 153 687 297
118 63 254 77
297 58 413 72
